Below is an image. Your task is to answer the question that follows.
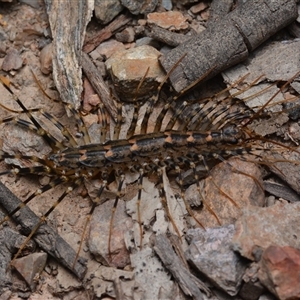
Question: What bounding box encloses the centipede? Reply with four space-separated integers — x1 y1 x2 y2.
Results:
0 58 299 298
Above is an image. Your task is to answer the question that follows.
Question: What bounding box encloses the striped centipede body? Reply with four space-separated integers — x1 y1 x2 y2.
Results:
0 61 299 294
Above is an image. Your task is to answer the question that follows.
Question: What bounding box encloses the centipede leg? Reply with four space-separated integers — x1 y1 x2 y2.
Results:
175 165 205 229
136 168 144 249
157 167 182 240
108 174 125 258
73 179 108 269
191 160 222 225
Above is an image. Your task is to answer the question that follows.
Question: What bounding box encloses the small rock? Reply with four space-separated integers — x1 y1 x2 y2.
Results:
190 2 209 14
89 265 137 299
115 27 135 43
105 45 165 101
239 263 266 300
82 78 101 112
161 0 172 11
147 11 189 30
0 42 6 58
12 252 47 291
258 245 300 300
88 200 132 268
180 0 199 4
187 158 265 228
232 202 300 261
259 294 277 300
90 39 125 61
1 48 23 71
94 0 124 24
40 43 52 75
185 224 249 296
121 0 158 15
135 36 160 48
0 290 12 300
49 265 82 295
130 247 177 299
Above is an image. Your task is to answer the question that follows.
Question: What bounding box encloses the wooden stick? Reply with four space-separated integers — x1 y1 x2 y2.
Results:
160 0 298 92
0 182 87 279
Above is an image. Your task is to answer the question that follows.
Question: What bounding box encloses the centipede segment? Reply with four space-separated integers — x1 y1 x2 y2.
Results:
0 64 299 292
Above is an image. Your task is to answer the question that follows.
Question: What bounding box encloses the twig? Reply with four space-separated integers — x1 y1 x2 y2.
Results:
82 52 118 120
153 234 210 300
0 182 87 279
83 14 131 53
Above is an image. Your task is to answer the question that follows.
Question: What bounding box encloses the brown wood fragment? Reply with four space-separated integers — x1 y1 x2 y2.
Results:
0 182 87 280
153 234 210 300
83 14 131 53
144 24 192 47
44 0 94 110
264 181 300 203
82 52 118 120
160 0 298 92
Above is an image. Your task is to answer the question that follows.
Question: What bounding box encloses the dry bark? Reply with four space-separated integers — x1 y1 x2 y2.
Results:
44 0 94 110
0 182 87 279
160 0 298 92
153 234 210 300
83 14 131 53
82 52 118 120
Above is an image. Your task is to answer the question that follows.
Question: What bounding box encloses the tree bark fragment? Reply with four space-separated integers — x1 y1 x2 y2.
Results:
153 234 210 300
44 0 94 111
160 0 298 92
82 52 118 120
0 182 87 279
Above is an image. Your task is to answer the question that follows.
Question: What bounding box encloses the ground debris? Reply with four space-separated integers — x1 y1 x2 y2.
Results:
232 202 300 261
0 1 299 299
258 245 300 300
185 225 247 296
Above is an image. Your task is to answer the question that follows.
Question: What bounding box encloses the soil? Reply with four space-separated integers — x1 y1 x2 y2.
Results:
0 1 299 300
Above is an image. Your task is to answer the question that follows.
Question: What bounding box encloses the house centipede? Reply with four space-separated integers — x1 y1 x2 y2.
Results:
0 62 299 290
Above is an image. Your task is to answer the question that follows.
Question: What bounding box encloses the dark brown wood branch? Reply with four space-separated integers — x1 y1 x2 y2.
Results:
160 0 298 92
153 234 210 300
0 182 87 279
144 24 192 47
82 52 118 120
83 14 131 53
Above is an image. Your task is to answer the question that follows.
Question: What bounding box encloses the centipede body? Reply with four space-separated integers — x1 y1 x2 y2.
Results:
0 58 299 300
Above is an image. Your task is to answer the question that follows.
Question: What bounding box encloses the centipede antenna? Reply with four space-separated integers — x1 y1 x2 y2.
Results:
30 68 61 104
